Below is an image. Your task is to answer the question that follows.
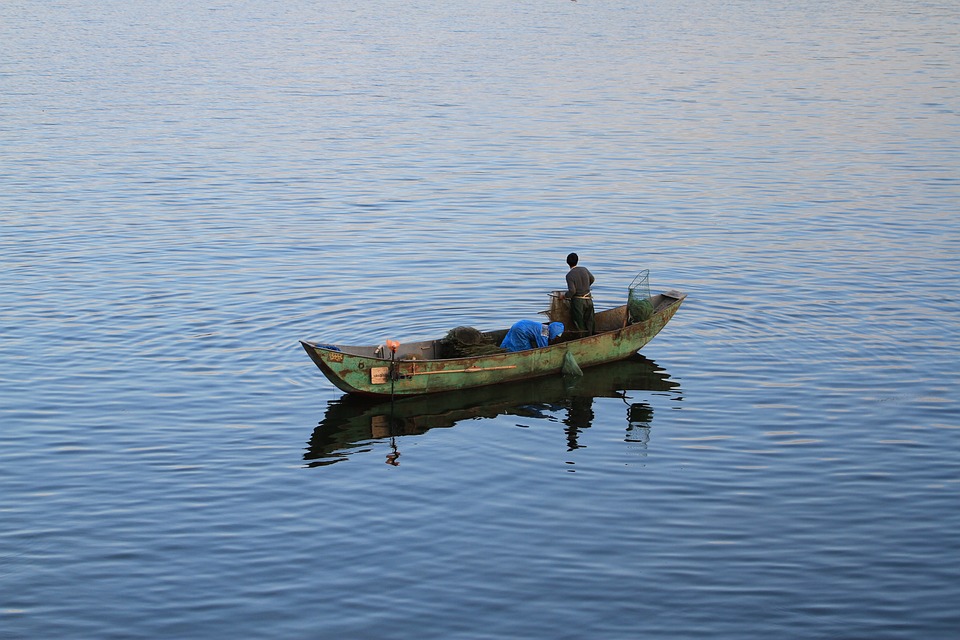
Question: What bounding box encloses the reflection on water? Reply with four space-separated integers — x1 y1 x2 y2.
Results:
304 355 679 467
625 401 655 450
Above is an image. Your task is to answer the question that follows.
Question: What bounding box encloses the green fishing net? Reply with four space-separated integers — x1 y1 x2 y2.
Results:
628 269 653 323
439 326 506 357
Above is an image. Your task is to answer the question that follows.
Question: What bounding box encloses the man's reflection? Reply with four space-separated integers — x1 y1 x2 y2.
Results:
625 401 654 449
564 396 595 451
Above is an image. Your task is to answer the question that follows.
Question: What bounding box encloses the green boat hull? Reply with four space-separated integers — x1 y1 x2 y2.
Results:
301 291 685 398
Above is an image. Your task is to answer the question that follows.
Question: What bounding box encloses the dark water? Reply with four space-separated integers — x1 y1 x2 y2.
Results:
2 1 959 638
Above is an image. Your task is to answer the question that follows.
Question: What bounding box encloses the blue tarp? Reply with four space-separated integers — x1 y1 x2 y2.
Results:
500 320 564 352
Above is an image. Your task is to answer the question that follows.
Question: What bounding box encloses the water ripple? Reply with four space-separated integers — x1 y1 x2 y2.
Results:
3 0 960 638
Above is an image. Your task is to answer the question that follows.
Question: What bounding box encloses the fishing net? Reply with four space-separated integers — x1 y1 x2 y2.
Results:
449 326 483 346
439 326 506 358
545 291 572 326
627 269 654 323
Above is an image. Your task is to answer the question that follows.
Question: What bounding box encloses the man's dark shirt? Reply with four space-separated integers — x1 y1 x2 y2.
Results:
565 266 595 298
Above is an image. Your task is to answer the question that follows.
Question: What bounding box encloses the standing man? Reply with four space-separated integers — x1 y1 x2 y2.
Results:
564 252 595 336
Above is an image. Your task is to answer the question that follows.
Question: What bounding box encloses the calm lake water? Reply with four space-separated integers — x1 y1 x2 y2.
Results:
2 1 959 638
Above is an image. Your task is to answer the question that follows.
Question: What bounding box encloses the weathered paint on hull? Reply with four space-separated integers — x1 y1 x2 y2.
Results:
302 294 685 397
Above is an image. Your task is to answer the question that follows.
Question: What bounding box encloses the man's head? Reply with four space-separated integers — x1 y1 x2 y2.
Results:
547 322 564 342
566 252 579 268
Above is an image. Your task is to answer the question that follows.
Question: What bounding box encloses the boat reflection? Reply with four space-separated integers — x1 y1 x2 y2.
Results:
304 354 680 467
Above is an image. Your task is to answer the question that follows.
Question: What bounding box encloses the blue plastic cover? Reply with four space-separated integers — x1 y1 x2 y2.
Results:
500 320 564 352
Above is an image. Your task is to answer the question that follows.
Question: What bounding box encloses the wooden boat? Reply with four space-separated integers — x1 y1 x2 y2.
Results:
304 354 679 467
300 289 686 398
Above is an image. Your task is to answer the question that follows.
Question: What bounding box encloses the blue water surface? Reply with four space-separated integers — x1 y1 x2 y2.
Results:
2 1 959 638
